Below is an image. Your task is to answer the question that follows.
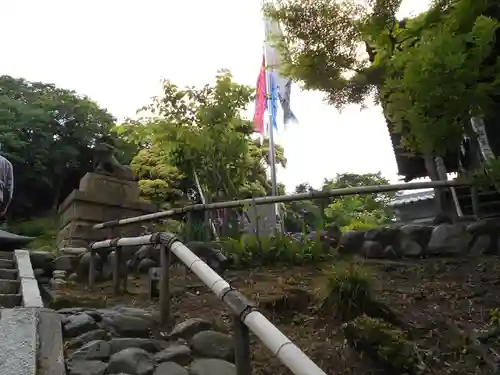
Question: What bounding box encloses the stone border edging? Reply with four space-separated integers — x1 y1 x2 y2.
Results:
14 250 43 307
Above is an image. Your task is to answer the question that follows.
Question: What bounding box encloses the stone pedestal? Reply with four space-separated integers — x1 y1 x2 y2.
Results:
57 173 156 249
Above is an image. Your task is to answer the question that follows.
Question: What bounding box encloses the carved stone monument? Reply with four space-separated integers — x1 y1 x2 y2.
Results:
57 141 156 248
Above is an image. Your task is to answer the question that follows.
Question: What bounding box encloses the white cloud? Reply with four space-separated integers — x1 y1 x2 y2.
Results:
0 0 431 191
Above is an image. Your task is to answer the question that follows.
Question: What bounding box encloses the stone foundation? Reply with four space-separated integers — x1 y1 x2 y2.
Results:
57 173 156 249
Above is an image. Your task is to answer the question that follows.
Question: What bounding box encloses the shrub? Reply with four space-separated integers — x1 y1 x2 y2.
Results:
8 215 59 250
319 261 377 320
342 315 422 374
220 233 331 268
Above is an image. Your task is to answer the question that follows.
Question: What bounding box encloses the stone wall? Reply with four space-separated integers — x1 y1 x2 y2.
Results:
339 218 499 259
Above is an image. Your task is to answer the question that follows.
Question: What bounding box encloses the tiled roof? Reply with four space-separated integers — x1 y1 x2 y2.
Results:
389 189 435 207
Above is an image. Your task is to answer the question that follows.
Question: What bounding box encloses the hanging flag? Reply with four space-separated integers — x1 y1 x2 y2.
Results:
253 55 267 135
263 0 298 127
267 70 279 130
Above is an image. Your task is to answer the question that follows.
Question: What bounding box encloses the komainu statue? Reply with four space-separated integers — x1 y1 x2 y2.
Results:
93 140 135 181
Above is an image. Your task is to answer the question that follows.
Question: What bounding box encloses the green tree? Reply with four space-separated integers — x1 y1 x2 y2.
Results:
0 75 123 218
116 70 286 208
267 0 500 157
282 173 395 232
323 173 395 230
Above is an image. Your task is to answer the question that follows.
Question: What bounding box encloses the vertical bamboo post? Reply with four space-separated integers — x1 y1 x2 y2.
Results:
186 211 193 241
88 249 95 290
204 210 211 241
233 317 252 375
113 247 122 295
159 242 171 327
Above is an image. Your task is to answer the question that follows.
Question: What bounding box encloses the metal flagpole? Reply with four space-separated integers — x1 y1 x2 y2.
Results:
262 0 282 231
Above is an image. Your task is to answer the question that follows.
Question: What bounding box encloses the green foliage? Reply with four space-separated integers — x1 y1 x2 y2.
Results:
8 215 59 250
268 0 500 158
320 261 377 320
342 315 421 374
0 75 132 218
116 70 286 206
220 234 331 268
283 172 394 233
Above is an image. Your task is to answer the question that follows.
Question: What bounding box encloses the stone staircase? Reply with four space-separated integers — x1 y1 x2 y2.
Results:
0 250 23 307
0 249 65 375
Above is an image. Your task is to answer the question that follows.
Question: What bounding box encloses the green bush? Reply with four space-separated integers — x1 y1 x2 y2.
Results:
342 315 421 374
8 215 59 250
220 233 331 268
341 220 379 232
320 261 377 320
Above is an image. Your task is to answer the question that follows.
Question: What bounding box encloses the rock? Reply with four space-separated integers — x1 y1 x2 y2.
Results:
55 255 79 272
66 329 108 350
135 244 159 263
338 230 366 255
106 348 155 375
60 247 88 255
427 223 472 255
469 234 492 255
59 307 95 315
364 227 401 248
99 308 155 337
383 245 398 259
153 362 189 375
76 252 102 281
53 270 67 279
188 358 236 375
64 313 99 338
67 360 108 375
399 237 422 257
29 250 55 275
68 272 79 282
168 318 213 339
109 338 162 354
400 224 433 250
189 330 234 362
154 344 191 365
466 219 500 235
34 268 46 278
101 251 115 281
432 213 453 225
361 240 384 259
70 340 110 361
137 258 157 274
50 278 67 288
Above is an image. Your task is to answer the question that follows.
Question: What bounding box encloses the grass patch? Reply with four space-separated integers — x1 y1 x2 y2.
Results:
220 233 332 268
319 261 377 321
342 315 422 374
8 214 59 250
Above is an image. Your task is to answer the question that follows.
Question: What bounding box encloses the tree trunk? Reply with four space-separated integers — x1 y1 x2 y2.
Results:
424 152 452 219
51 182 62 213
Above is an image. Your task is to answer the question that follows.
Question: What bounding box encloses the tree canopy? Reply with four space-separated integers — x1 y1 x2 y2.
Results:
0 75 132 218
267 0 500 156
283 172 395 232
116 70 286 209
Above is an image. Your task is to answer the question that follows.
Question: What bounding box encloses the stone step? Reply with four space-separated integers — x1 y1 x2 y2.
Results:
0 280 19 294
0 269 17 280
0 294 22 308
0 259 15 269
0 252 13 260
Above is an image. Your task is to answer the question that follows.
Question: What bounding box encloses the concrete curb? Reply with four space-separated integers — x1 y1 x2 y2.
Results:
14 250 43 307
0 308 66 375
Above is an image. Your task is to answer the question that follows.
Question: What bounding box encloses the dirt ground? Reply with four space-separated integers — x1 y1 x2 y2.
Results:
52 256 500 375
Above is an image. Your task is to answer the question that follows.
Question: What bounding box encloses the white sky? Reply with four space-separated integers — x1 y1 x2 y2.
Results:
0 0 431 192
